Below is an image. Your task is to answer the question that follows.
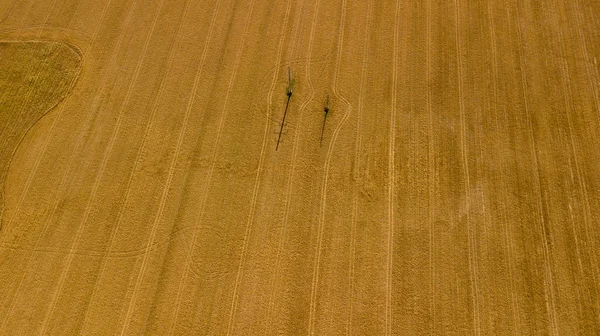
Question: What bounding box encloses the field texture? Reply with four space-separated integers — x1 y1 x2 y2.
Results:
1 0 600 335
0 41 81 230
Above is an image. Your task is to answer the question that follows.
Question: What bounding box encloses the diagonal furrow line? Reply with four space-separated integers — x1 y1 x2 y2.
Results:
0 222 195 258
0 46 46 150
167 0 256 332
347 1 372 334
36 0 145 331
0 0 61 150
225 0 293 335
571 0 600 123
64 0 84 29
16 0 38 29
514 2 559 334
0 0 18 26
262 0 317 333
35 0 148 327
307 0 352 334
453 0 480 334
0 0 86 233
76 0 175 332
0 0 63 230
426 0 436 332
0 0 100 244
486 0 520 332
107 0 195 333
548 0 600 322
164 0 222 331
0 0 104 330
384 0 400 334
571 0 600 309
0 213 201 258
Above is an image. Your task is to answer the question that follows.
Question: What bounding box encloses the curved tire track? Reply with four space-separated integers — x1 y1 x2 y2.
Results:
307 0 353 334
224 0 293 335
167 0 257 332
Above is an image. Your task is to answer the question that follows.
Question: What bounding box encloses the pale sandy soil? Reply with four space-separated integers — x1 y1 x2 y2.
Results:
0 0 599 335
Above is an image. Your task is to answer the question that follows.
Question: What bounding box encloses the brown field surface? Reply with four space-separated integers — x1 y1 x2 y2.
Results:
0 0 599 334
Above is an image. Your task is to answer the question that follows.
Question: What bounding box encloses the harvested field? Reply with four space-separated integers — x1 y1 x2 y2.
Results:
0 41 81 229
0 0 599 334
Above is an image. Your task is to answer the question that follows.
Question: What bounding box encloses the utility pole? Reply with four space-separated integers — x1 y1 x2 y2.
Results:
276 67 294 150
320 95 330 146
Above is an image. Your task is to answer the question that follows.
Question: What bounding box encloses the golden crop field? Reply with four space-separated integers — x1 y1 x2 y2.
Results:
0 0 599 334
